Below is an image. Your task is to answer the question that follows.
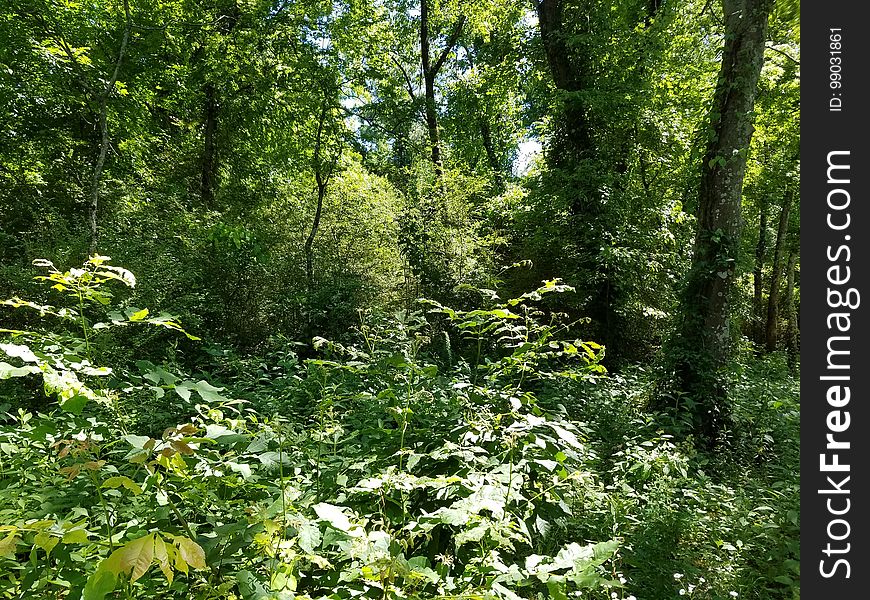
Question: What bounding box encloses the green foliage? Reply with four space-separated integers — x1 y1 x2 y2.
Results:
0 0 799 597
0 260 631 599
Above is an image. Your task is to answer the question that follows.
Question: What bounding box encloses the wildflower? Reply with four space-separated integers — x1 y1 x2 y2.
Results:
674 573 683 580
730 593 739 598
679 590 686 596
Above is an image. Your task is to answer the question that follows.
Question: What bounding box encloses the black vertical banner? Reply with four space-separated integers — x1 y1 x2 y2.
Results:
801 1 870 596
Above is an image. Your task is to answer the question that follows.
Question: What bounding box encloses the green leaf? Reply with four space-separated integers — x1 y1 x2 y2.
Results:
85 534 155 599
119 534 155 582
59 394 90 415
34 531 59 553
0 362 41 379
124 434 152 449
82 565 118 600
193 379 226 402
62 528 90 544
297 523 322 553
313 503 353 532
174 382 193 402
546 579 570 600
0 343 39 362
102 476 143 495
226 461 252 479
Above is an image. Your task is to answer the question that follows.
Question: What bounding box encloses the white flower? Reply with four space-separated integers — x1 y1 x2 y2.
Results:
611 593 618 599
688 585 696 593
626 596 637 600
674 573 683 580
730 593 739 598
619 576 627 584
679 590 686 596
699 577 705 583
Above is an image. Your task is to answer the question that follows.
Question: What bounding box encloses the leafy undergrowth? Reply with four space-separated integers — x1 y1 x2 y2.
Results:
0 258 799 600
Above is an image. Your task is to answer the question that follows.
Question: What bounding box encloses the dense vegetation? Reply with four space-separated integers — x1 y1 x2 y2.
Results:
1 1 799 599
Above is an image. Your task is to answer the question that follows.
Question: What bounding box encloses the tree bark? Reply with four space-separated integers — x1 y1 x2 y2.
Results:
536 0 577 92
88 0 132 256
420 0 465 179
784 250 799 372
199 3 239 208
535 0 592 161
765 189 793 351
479 118 504 188
201 83 218 207
304 100 333 289
662 0 773 446
752 195 768 344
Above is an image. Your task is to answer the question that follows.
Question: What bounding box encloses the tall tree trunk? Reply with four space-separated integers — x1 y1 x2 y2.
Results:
89 0 132 256
661 0 773 446
752 196 768 344
423 73 442 178
536 0 577 92
765 189 793 351
479 118 504 188
419 0 464 179
535 0 592 161
201 83 218 207
784 250 799 372
304 100 333 289
199 2 238 208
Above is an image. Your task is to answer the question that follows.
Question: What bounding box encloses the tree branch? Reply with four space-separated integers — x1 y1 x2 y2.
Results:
390 54 417 100
431 15 467 77
766 43 799 66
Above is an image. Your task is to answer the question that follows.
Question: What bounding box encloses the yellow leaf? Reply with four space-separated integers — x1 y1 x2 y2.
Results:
0 533 19 557
129 308 149 321
153 535 173 584
173 536 206 569
173 547 188 575
109 534 154 582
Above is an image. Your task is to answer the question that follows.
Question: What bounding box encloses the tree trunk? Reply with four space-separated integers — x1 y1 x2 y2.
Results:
479 118 504 188
784 250 799 372
423 73 442 178
536 0 577 92
419 0 464 179
765 189 793 351
752 196 768 344
535 0 592 161
201 83 218 207
662 0 773 446
304 100 332 289
89 0 131 256
199 3 238 208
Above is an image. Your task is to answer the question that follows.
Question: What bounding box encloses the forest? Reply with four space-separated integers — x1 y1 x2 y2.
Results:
0 0 800 599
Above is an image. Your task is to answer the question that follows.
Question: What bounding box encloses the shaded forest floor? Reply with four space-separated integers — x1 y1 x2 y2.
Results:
0 265 799 600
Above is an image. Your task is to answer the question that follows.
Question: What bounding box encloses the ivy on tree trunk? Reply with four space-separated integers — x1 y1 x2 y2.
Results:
659 0 774 447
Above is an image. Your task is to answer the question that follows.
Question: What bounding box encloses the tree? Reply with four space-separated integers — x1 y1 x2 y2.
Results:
659 0 775 445
420 0 465 179
764 186 793 351
525 0 674 361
